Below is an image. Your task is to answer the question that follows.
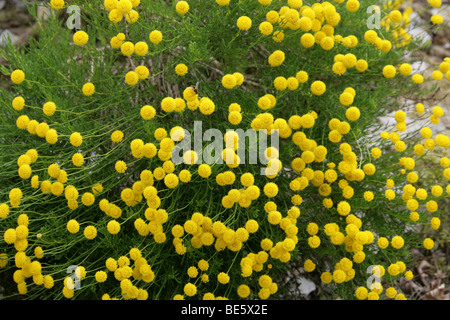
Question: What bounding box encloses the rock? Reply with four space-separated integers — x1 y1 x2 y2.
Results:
298 276 317 296
405 12 433 48
0 1 5 11
0 29 18 47
410 60 431 74
38 6 51 22
429 45 450 59
11 0 29 11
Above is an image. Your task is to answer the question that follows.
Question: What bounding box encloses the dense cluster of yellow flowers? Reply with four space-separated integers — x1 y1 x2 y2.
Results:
0 0 448 301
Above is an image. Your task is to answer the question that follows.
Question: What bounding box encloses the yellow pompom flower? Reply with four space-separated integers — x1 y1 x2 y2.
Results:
268 50 285 67
237 16 252 30
175 63 188 76
115 160 127 173
11 69 25 84
125 71 139 86
217 272 230 284
337 201 351 216
84 225 97 240
81 82 96 97
259 21 273 35
134 41 148 56
310 80 326 95
95 271 108 283
111 130 124 143
383 65 396 78
389 10 402 23
45 129 58 144
135 66 149 80
222 74 237 89
263 183 279 198
346 0 360 12
73 31 89 46
43 102 56 117
117 0 132 14
345 106 360 121
125 10 139 23
183 283 197 296
72 153 85 167
50 0 65 10
141 105 156 120
391 236 404 249
228 111 242 125
431 14 443 25
149 30 163 44
121 41 134 56
199 98 215 115
412 74 423 84
12 96 25 110
300 33 315 48
67 219 80 234
107 220 121 234
176 1 189 14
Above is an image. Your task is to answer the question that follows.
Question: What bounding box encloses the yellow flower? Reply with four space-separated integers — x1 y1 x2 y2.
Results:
175 63 188 76
345 106 360 121
43 101 56 116
121 42 134 57
383 65 396 78
183 283 197 296
111 130 124 143
268 50 285 67
125 10 139 23
346 0 360 12
199 98 215 115
176 1 189 14
237 16 252 30
81 192 95 206
67 220 80 234
310 80 326 96
73 31 89 46
149 30 163 44
217 272 230 284
431 14 443 25
320 272 332 284
228 111 242 125
259 21 273 35
140 105 156 120
355 287 368 300
300 33 315 48
391 236 404 249
107 220 120 235
117 0 132 14
50 0 65 10
337 201 351 216
222 74 237 89
274 76 287 91
72 153 85 167
134 41 148 56
125 71 139 86
412 74 423 84
95 271 108 283
164 173 179 189
115 160 127 173
308 235 321 248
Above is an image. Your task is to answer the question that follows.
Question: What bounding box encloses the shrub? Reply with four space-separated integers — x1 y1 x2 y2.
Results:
0 0 448 300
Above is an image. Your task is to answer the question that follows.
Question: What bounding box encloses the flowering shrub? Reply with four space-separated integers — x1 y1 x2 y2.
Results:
0 0 449 300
